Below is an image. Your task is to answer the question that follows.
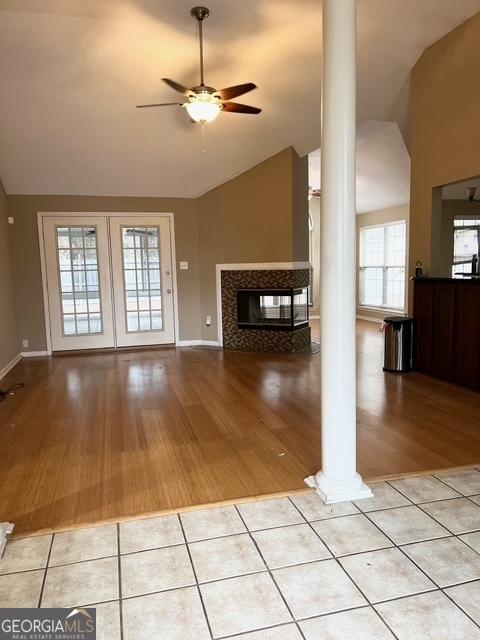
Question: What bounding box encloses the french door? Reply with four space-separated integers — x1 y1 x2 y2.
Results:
43 215 175 351
110 217 174 346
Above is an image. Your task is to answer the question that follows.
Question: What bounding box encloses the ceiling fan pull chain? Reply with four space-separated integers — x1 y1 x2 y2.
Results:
201 122 207 154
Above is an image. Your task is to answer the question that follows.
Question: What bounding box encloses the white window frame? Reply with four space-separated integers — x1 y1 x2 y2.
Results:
452 216 480 276
358 220 407 312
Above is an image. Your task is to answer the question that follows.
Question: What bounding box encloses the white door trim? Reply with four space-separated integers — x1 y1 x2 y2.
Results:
37 211 179 352
215 261 311 346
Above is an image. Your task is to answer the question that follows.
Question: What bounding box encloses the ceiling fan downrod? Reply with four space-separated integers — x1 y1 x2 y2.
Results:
191 6 210 87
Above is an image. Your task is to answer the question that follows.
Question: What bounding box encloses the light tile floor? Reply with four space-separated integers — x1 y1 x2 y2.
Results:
2 471 480 639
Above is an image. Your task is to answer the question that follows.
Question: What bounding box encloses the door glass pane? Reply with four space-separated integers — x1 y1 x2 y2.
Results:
121 226 163 333
56 226 103 336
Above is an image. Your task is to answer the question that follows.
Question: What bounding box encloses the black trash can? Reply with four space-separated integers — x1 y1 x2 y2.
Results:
382 316 413 373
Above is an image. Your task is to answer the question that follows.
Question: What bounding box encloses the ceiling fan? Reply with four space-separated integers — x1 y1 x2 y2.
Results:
136 6 261 124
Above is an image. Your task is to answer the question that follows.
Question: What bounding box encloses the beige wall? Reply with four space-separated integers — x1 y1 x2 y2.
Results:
6 195 201 350
5 147 308 349
410 11 480 308
197 147 308 341
292 150 309 262
0 178 18 370
356 203 410 321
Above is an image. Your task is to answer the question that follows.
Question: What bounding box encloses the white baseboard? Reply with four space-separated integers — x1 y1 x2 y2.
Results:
176 339 220 347
0 354 22 381
311 315 382 324
21 351 49 357
356 315 383 324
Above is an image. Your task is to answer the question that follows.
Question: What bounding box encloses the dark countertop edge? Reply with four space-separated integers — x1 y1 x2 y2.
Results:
412 277 480 283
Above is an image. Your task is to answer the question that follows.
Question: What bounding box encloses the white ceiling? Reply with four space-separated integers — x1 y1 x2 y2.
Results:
443 176 480 199
0 0 479 197
309 121 411 214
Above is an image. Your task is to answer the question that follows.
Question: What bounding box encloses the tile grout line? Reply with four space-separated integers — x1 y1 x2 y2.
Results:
361 506 480 633
177 513 214 640
385 478 480 543
37 533 55 607
307 490 480 637
345 502 448 637
286 495 402 640
215 620 301 640
232 503 308 640
405 496 480 540
3 476 480 634
429 472 480 499
117 523 124 640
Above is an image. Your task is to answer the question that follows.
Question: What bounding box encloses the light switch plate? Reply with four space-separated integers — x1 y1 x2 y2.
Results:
179 261 189 270
7 217 14 224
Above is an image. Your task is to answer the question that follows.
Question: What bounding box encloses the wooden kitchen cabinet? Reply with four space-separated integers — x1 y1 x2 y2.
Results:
413 278 480 391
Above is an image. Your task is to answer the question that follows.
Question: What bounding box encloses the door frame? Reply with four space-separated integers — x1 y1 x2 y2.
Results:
37 211 179 354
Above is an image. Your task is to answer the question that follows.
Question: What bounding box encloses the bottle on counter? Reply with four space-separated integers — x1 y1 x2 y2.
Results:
472 254 479 276
415 261 424 278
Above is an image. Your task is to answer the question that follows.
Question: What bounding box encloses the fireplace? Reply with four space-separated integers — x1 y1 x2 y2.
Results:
237 288 308 330
220 268 312 353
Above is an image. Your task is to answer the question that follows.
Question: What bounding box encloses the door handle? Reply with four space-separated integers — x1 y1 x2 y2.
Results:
167 289 172 294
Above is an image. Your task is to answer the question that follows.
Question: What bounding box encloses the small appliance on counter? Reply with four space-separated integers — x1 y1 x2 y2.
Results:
472 253 479 276
415 261 424 278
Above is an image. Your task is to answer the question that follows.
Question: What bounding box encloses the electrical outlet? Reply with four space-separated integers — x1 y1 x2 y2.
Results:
179 261 189 270
206 315 211 326
7 217 14 225
22 339 29 348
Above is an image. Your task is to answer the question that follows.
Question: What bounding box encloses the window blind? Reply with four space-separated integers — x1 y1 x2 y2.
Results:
359 221 406 310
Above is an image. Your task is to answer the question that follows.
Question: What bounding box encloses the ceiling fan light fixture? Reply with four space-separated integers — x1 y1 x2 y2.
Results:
136 8 260 122
185 93 221 123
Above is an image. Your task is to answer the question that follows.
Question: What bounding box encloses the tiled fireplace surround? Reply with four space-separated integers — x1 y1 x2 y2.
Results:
220 267 311 353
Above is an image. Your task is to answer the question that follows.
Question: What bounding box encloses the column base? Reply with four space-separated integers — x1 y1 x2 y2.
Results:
305 471 373 504
0 522 14 558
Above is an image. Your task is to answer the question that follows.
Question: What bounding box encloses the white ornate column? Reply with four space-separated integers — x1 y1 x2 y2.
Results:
306 0 372 503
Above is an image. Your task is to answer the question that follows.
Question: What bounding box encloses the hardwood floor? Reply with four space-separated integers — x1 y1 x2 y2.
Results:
1 320 479 535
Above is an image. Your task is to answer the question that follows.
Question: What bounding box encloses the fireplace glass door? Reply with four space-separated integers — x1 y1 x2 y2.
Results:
237 288 308 330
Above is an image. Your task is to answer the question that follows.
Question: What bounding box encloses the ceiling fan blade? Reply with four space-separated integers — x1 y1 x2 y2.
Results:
136 102 185 109
222 102 262 114
218 83 257 101
162 78 191 95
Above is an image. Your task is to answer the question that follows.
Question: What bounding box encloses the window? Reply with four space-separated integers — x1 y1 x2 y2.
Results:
359 221 406 310
452 218 480 276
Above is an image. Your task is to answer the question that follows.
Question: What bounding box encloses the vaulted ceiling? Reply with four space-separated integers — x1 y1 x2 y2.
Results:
309 121 411 214
0 0 479 197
